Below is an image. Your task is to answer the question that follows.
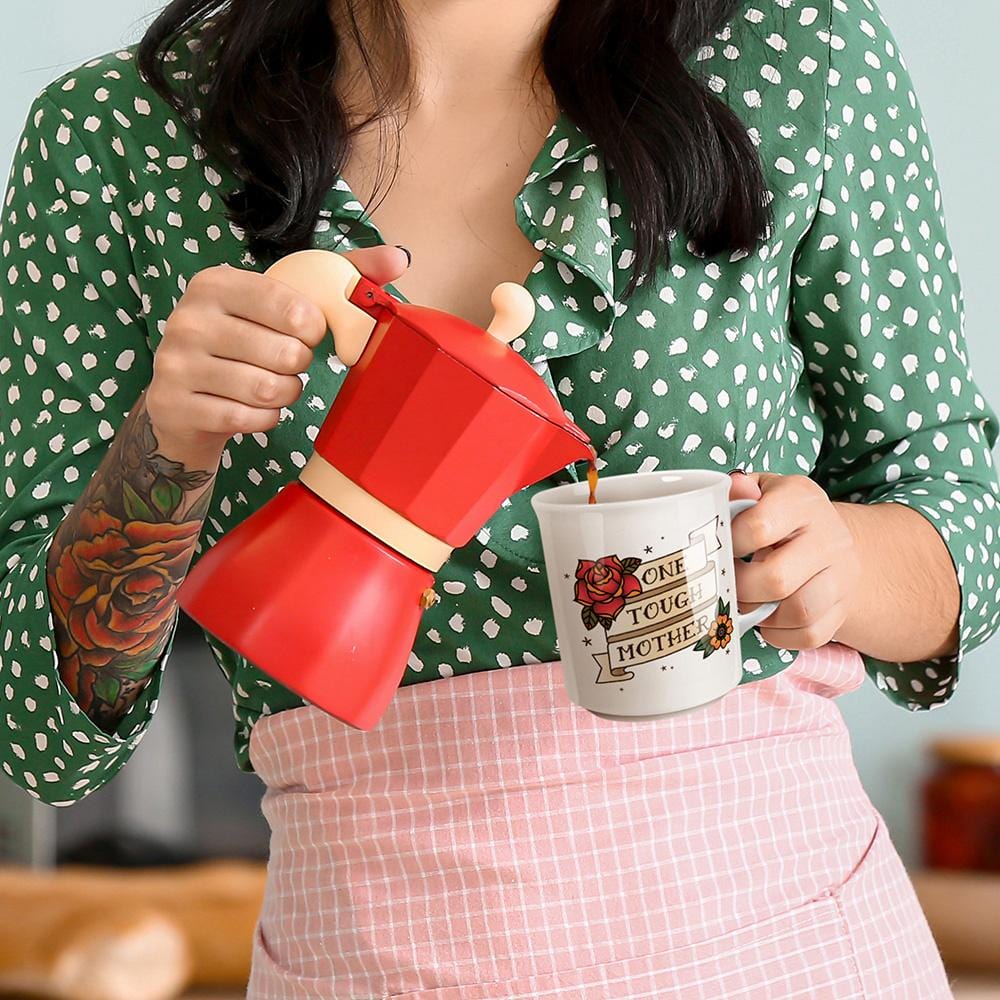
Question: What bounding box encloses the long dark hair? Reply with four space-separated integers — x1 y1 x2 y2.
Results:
137 0 772 301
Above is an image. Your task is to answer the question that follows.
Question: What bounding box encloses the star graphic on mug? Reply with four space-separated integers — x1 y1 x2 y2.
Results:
644 545 653 554
582 636 592 646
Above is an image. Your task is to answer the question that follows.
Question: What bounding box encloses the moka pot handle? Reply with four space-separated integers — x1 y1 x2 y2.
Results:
265 249 381 367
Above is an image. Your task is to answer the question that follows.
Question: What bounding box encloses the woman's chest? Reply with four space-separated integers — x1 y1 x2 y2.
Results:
336 115 551 329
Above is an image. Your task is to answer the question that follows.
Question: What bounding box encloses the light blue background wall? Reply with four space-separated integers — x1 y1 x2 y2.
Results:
3 1 998 867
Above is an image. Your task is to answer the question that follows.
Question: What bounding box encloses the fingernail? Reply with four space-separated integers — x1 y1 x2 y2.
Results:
395 245 412 267
728 465 746 476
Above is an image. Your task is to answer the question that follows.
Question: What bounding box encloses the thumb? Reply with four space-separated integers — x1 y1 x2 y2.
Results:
339 244 412 287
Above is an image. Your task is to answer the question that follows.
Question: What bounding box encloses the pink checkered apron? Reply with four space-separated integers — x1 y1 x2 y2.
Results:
246 644 954 999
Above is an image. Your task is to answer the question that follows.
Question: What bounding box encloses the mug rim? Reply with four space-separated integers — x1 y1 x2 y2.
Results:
531 468 730 511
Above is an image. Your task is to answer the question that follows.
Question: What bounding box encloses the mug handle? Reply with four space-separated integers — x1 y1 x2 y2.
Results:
729 498 780 637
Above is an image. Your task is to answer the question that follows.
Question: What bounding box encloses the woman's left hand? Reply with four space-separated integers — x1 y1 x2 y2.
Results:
728 471 863 651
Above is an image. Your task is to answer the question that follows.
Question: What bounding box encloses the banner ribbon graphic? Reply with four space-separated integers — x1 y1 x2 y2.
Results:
593 517 722 683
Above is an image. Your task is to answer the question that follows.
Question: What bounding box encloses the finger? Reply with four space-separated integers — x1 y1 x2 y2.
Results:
757 600 847 652
207 315 315 375
752 565 842 630
174 392 284 437
728 470 762 502
731 477 813 558
189 266 330 347
734 531 827 605
339 245 411 286
733 541 779 613
190 354 306 411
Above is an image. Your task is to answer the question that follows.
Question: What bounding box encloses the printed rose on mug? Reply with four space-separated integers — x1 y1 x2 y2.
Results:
574 555 643 630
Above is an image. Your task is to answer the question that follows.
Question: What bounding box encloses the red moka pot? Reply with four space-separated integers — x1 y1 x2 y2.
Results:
176 250 594 730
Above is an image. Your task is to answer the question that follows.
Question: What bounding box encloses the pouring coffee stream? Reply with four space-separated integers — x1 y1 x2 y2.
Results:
587 457 600 505
176 249 595 730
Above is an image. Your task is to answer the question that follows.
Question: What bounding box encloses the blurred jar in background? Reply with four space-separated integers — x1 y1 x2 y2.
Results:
923 736 1000 871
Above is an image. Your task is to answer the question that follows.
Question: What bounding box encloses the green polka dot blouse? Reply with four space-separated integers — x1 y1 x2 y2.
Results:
2 0 999 805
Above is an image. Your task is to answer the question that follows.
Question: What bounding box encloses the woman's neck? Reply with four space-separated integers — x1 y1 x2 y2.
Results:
330 0 559 122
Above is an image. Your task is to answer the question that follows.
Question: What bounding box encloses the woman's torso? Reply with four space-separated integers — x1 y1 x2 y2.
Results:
43 3 843 770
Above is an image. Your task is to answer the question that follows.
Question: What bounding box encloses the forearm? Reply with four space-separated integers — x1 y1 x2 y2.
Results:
832 500 960 663
45 388 223 734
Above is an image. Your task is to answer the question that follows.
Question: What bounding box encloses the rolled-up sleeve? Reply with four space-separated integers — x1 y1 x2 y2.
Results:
1 87 179 805
790 0 1000 707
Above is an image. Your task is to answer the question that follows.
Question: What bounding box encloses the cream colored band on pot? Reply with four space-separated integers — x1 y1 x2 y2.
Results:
298 453 453 572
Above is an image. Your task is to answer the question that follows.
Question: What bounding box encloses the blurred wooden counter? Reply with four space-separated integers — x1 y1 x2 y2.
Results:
0 860 263 1000
911 869 1000 972
950 972 1000 999
910 868 1000 997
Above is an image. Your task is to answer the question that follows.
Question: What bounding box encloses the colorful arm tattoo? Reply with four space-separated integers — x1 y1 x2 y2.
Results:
45 390 216 733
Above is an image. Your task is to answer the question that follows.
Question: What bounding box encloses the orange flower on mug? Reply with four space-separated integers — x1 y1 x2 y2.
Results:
694 598 734 658
574 554 642 630
708 611 734 650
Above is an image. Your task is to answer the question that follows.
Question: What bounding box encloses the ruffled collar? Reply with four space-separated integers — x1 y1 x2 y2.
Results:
313 108 619 368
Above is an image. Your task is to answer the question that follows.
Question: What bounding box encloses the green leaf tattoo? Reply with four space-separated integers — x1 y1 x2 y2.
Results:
150 475 183 517
93 672 122 707
122 479 157 522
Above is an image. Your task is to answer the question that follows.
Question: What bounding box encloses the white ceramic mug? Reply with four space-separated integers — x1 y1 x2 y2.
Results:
531 469 779 720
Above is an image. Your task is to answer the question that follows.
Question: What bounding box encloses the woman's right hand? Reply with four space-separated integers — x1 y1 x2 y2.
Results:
146 245 411 454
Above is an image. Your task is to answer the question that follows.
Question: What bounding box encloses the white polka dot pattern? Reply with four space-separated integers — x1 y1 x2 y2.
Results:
1 0 998 805
1 75 183 805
